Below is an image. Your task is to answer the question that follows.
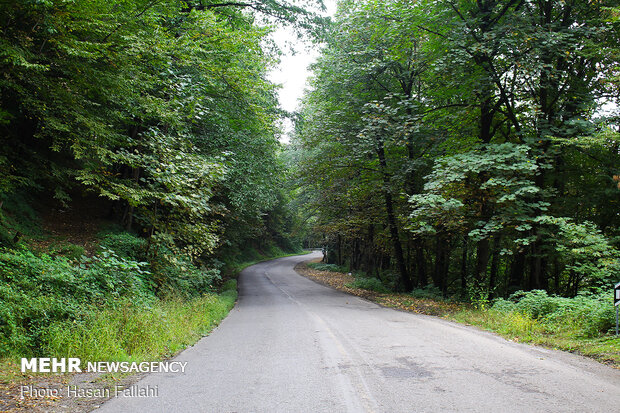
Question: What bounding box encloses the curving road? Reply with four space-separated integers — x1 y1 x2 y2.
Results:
99 252 620 412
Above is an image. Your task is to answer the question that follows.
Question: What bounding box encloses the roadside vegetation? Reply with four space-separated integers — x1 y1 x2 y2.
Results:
0 211 304 363
301 262 620 367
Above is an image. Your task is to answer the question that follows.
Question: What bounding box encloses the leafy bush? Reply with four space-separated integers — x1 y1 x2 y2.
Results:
98 231 147 261
157 261 221 298
308 262 349 273
490 298 516 313
0 227 13 247
491 290 615 337
0 194 42 248
542 295 615 337
509 290 562 319
410 284 444 300
48 242 86 262
0 246 154 357
82 248 153 301
98 231 221 298
347 277 388 293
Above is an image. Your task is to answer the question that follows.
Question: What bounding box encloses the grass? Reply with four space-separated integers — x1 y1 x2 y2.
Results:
44 282 238 363
0 281 237 384
0 281 238 412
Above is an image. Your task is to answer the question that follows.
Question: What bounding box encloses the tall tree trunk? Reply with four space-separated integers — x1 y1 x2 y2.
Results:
376 139 412 291
553 258 561 295
474 197 492 290
474 238 490 290
433 234 445 291
460 235 468 293
416 241 427 287
337 233 342 266
383 189 412 291
124 165 140 231
509 250 526 294
527 167 547 290
433 233 451 294
442 241 452 296
488 235 501 298
364 224 374 276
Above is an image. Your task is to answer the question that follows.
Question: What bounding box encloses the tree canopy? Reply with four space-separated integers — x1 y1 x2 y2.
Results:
293 0 620 298
0 0 328 276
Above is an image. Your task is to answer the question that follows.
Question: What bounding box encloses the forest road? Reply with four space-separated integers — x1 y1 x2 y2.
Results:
98 252 620 413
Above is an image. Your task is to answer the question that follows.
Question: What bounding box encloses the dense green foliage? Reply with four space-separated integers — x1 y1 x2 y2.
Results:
492 290 614 337
294 0 620 308
0 0 319 263
0 232 221 357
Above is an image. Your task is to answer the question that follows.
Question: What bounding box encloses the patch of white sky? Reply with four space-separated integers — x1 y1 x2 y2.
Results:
268 0 338 143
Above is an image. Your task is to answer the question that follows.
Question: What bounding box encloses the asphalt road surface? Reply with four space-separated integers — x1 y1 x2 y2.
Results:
99 252 620 412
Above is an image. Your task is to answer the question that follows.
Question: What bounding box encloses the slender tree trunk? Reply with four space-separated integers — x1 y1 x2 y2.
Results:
474 238 490 290
488 235 501 298
376 139 412 291
441 241 452 296
124 167 141 231
552 258 561 295
474 196 493 290
383 189 412 291
509 250 526 294
416 242 427 287
433 234 444 290
337 233 342 266
433 233 451 293
461 235 468 293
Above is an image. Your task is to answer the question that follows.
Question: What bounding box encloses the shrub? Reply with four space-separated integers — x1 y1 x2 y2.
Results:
48 242 86 262
543 294 615 337
0 246 154 357
491 298 516 313
98 231 147 261
347 277 388 293
510 290 561 319
81 248 153 302
491 290 615 337
410 284 444 300
157 262 221 298
307 262 349 273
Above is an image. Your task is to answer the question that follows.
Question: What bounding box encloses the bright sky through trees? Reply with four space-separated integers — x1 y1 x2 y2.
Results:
269 0 337 142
